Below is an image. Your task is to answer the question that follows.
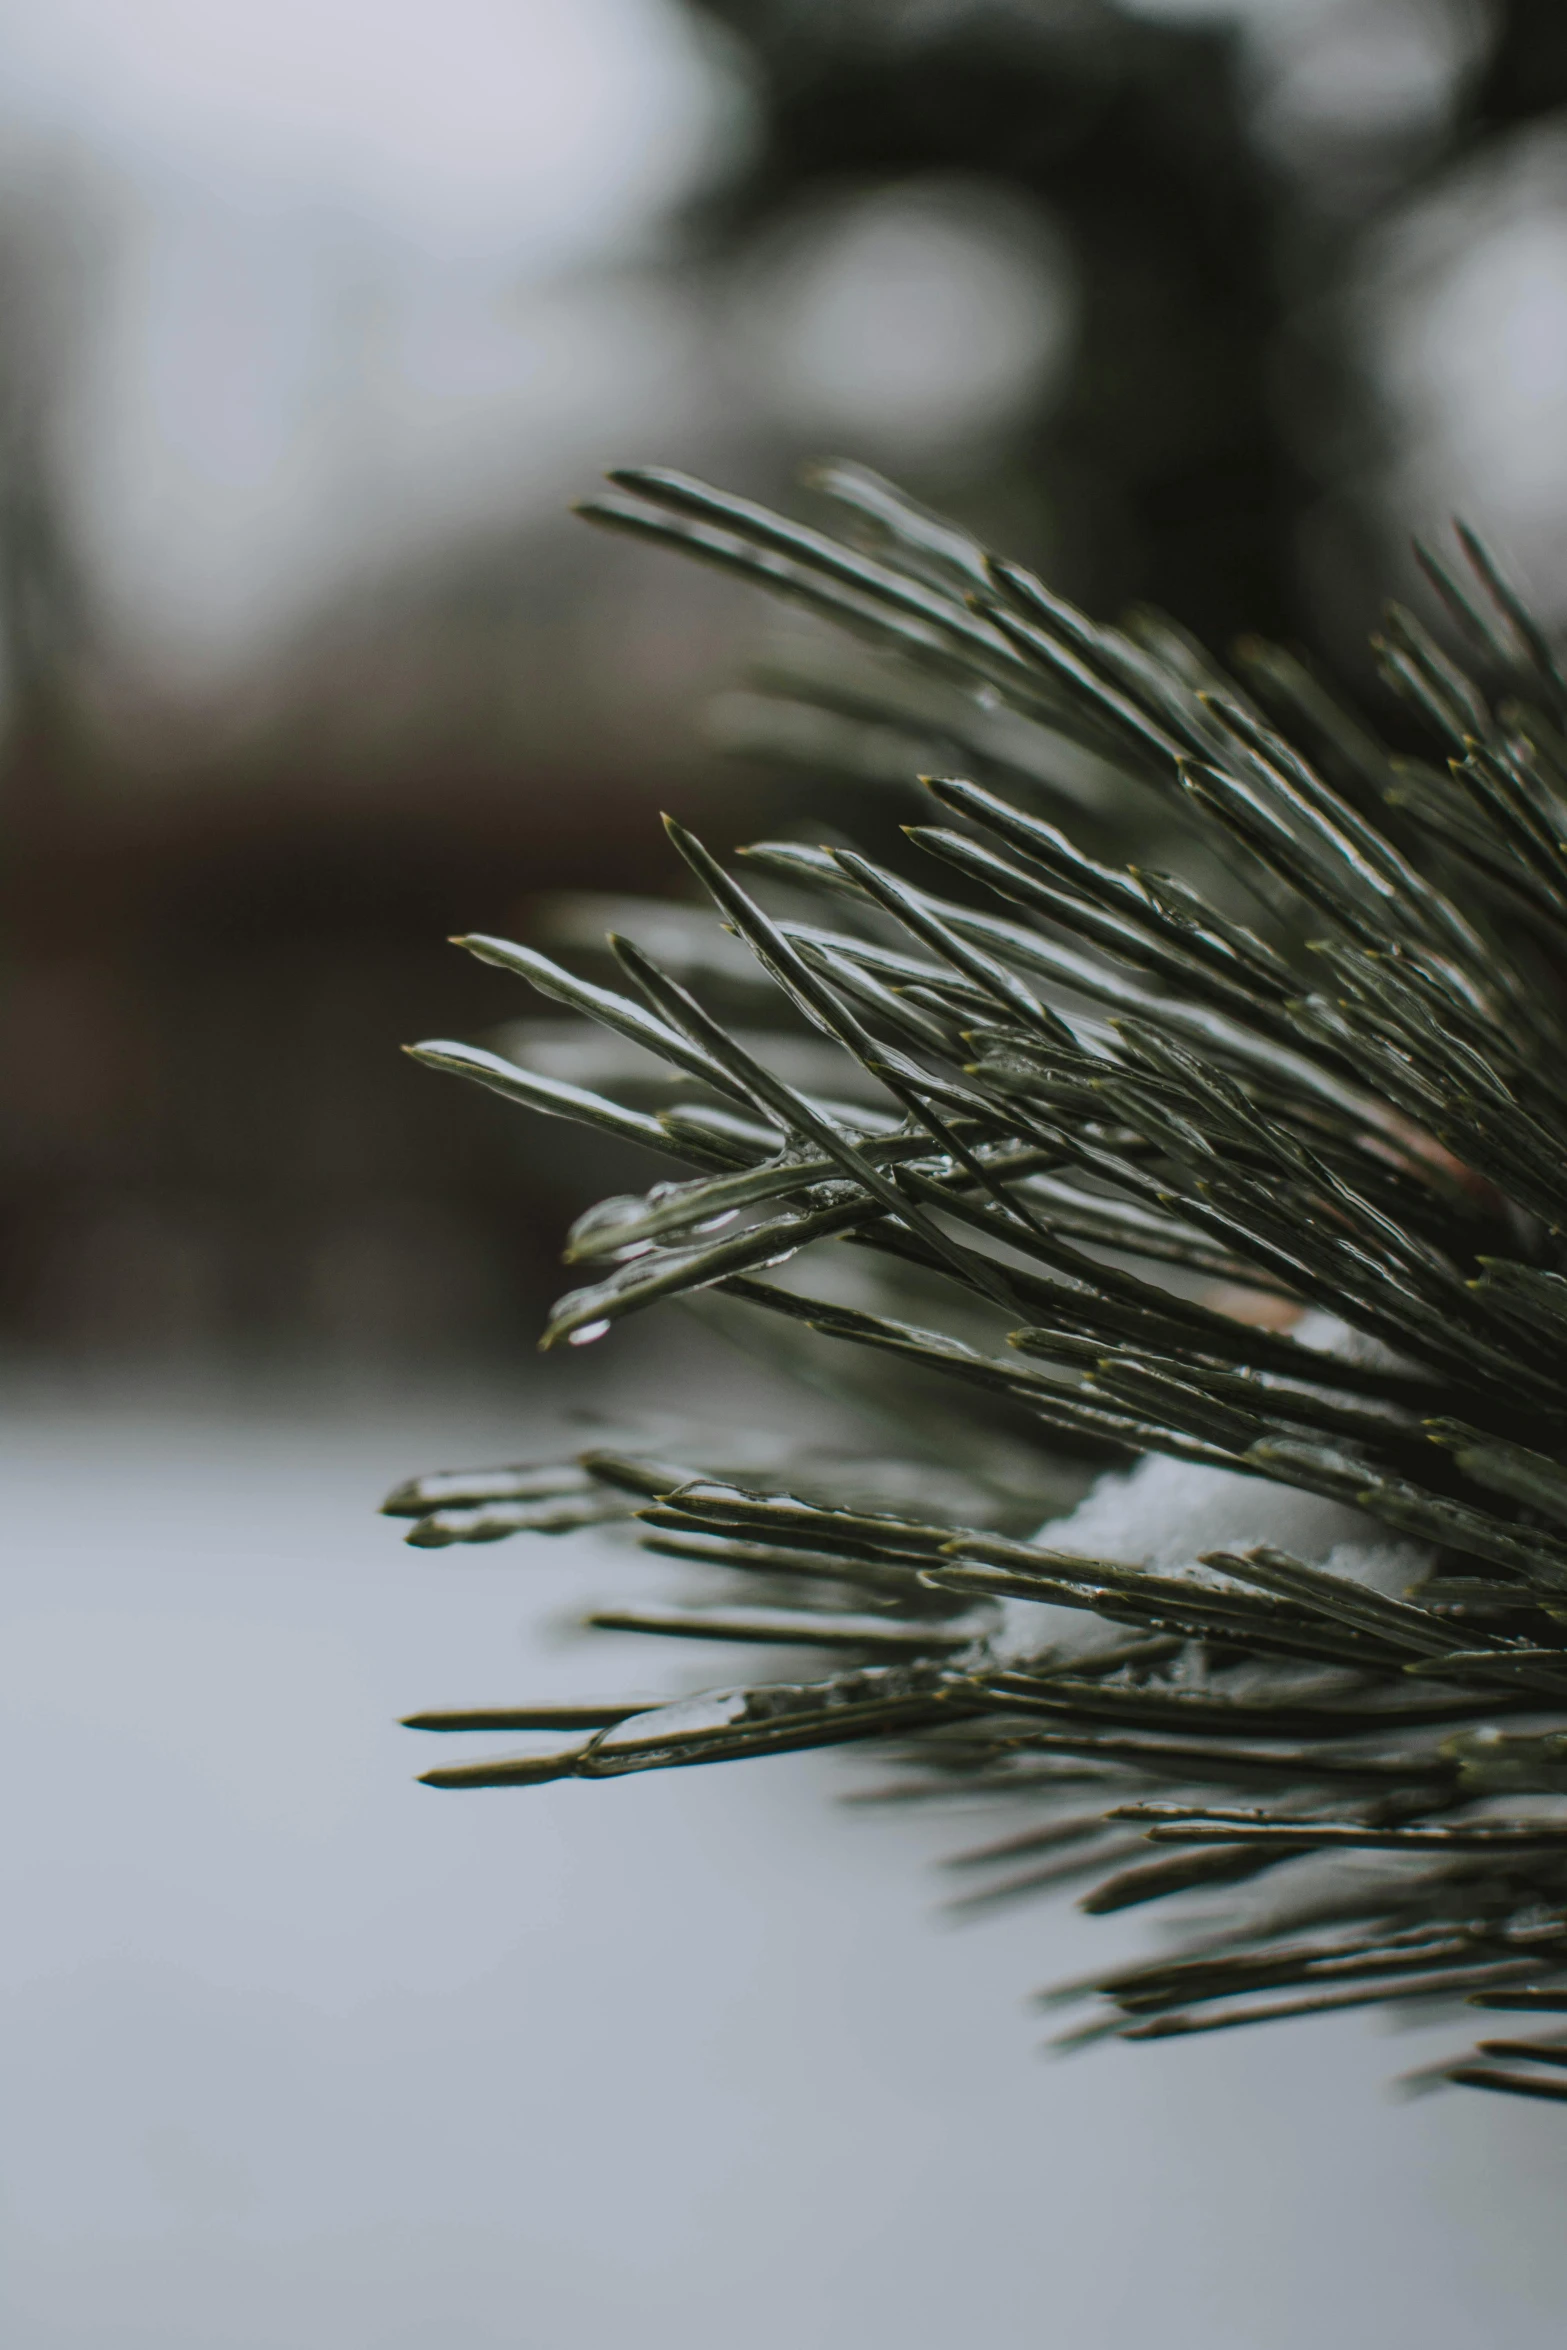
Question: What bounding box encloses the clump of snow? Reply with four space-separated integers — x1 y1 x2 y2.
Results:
987 1307 1432 1661
993 1453 1432 1663
1040 1453 1386 1576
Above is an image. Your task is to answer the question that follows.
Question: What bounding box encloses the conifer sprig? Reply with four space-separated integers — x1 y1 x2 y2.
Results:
390 463 1567 2103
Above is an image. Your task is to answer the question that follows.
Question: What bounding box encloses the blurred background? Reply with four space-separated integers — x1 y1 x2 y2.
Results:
8 0 1567 1370
13 9 1567 2347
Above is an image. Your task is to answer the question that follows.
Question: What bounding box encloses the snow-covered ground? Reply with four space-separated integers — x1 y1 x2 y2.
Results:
4 1374 1566 2350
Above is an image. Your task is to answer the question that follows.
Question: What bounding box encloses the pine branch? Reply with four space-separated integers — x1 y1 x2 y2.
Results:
389 464 1567 2103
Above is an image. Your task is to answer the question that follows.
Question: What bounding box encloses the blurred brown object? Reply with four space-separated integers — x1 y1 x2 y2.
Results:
1204 1285 1306 1335
0 503 759 1364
